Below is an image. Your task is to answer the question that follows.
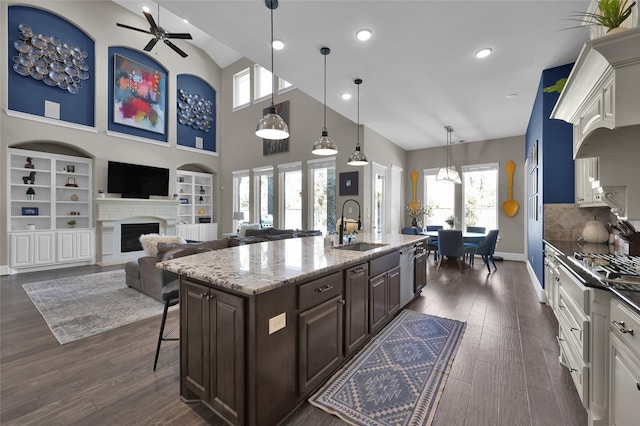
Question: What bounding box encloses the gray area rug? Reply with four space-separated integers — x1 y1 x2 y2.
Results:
22 270 167 345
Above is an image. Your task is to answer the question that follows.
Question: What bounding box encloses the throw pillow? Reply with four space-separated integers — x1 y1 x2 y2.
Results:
139 234 186 257
238 223 260 238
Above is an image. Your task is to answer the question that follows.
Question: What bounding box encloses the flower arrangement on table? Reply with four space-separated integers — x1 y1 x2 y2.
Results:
405 202 428 227
445 216 459 229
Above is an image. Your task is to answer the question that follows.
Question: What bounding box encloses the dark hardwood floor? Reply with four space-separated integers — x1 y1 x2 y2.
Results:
0 258 587 425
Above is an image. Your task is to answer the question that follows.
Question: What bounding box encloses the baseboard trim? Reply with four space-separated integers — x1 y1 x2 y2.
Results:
494 251 526 262
0 265 9 276
526 260 546 303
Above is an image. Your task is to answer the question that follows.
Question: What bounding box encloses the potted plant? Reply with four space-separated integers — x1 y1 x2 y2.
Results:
26 187 35 200
573 0 636 34
67 219 76 228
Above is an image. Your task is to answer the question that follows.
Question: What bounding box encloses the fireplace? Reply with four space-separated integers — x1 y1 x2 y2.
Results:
121 223 159 253
95 198 179 265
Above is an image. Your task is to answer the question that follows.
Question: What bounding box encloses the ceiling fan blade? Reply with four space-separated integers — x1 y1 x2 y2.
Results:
165 33 193 40
164 39 188 58
143 11 159 31
116 23 153 35
144 38 159 52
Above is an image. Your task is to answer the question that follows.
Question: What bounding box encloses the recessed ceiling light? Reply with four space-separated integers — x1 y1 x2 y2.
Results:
356 29 372 41
475 48 493 59
142 6 150 12
182 18 189 24
272 39 285 50
507 93 517 99
342 93 352 100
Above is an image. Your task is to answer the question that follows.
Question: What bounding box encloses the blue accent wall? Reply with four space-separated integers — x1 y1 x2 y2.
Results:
526 63 575 286
7 6 95 126
107 47 168 142
176 74 217 152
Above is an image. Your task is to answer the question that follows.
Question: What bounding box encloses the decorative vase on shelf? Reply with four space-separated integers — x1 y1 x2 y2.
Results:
582 220 609 243
199 185 205 195
411 218 418 227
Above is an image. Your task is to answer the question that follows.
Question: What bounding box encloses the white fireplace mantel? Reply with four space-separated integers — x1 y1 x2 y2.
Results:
96 198 180 265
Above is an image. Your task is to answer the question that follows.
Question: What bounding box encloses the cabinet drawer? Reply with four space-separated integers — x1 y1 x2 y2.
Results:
558 287 590 362
298 272 343 312
559 265 590 314
610 298 640 357
559 327 590 408
369 251 400 278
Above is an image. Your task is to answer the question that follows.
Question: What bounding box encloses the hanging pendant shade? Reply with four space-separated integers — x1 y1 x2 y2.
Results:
255 0 289 140
347 78 368 166
312 47 338 155
436 126 461 184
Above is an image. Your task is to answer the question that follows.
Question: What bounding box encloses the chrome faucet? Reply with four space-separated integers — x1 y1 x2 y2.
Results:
339 198 362 245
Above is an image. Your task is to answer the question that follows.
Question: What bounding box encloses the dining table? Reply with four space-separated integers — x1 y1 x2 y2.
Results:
422 230 487 244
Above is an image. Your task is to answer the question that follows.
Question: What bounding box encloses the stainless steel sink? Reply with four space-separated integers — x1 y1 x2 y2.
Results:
332 242 388 252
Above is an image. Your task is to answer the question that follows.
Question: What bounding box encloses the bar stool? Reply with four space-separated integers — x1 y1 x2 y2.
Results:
153 246 213 371
153 280 179 371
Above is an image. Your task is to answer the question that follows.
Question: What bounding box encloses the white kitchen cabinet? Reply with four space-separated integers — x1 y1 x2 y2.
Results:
556 263 610 424
609 298 640 426
575 157 605 207
544 244 561 312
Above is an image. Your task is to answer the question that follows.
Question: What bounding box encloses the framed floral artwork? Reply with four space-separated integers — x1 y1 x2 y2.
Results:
113 54 166 134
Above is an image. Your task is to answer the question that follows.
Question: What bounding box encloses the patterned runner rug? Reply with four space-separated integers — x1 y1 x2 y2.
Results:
22 270 167 345
309 310 466 425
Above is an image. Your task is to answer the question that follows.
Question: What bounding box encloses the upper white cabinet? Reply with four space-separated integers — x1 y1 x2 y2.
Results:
550 27 640 159
575 157 606 207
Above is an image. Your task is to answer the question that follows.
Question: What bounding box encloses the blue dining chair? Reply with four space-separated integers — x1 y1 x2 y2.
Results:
425 225 443 261
464 226 487 263
471 229 499 272
437 230 465 272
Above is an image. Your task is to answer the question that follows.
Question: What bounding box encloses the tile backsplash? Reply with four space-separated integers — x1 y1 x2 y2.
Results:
544 204 640 254
544 204 617 241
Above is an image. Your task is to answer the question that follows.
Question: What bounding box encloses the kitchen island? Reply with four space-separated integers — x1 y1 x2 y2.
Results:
158 233 428 426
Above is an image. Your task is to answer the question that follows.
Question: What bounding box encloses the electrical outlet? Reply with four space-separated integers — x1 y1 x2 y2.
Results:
269 312 286 335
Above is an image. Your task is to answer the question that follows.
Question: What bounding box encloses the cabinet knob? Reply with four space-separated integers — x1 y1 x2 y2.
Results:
339 299 346 305
612 320 634 335
570 368 578 373
570 327 580 332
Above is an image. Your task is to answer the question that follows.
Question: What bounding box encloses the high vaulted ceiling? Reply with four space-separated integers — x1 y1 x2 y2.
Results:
113 0 591 150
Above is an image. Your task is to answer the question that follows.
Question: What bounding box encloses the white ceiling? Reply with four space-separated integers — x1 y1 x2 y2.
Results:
113 0 591 150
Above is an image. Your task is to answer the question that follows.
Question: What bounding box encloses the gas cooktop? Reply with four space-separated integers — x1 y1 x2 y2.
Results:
571 252 640 292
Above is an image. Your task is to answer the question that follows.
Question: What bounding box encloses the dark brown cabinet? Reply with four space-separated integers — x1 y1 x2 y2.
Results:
297 272 344 395
344 263 369 357
180 278 245 426
368 251 401 335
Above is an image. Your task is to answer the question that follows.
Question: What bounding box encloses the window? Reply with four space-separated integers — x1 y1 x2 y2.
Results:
253 166 274 228
462 163 498 230
232 170 250 229
278 162 302 230
308 158 336 236
232 68 250 109
279 77 293 93
424 168 455 227
254 65 272 102
372 162 386 235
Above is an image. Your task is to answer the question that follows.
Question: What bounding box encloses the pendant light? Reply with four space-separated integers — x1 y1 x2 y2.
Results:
436 126 461 184
255 0 289 140
312 47 338 155
347 78 368 166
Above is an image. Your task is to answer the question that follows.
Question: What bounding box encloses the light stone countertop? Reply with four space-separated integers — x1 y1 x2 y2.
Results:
157 233 427 295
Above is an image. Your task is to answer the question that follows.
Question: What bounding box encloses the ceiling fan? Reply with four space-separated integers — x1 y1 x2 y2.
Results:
116 5 193 57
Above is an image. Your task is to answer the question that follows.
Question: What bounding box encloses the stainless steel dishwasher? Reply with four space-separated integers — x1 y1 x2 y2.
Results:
399 245 416 306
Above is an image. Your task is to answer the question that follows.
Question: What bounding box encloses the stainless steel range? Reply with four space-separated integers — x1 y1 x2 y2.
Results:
569 252 640 292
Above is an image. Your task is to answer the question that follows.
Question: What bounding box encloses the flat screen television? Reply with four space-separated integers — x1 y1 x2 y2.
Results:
107 161 169 198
